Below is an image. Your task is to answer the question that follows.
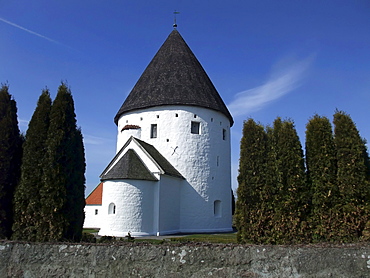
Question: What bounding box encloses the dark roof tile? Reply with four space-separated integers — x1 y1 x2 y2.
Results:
100 149 157 181
135 138 184 179
114 30 233 126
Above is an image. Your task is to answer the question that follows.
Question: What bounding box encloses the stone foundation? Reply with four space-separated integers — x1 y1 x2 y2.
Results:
1 242 369 277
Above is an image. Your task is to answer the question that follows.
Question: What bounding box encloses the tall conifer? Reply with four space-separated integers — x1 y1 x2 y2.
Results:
39 83 85 242
271 118 308 243
305 114 337 241
12 89 52 241
333 110 370 241
0 84 22 239
235 119 274 243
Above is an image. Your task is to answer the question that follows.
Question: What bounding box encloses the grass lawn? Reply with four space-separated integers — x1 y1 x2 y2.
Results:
168 233 237 244
134 233 238 244
83 228 237 244
83 228 99 234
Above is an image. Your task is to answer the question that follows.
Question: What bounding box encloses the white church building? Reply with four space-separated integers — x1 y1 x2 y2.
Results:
84 28 234 236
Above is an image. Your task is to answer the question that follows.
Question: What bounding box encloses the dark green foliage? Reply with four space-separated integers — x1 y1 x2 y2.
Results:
0 84 22 239
236 111 369 244
12 89 52 241
39 83 85 242
231 189 235 215
305 115 338 242
64 128 86 241
332 110 370 241
235 119 274 244
270 118 308 244
235 117 308 244
81 232 96 243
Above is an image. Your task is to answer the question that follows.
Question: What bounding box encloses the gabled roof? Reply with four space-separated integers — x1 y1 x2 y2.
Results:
134 138 184 179
100 137 184 181
100 149 157 181
86 182 103 205
114 30 233 126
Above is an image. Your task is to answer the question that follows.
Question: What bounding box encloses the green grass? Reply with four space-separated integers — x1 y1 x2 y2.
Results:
82 229 237 244
134 233 238 244
83 228 99 234
169 233 237 244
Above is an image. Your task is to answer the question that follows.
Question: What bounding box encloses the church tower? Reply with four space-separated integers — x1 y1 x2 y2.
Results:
86 29 234 236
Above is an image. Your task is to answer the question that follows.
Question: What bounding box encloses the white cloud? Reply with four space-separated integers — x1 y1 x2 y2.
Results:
0 16 61 45
18 118 29 132
83 134 112 145
228 54 315 117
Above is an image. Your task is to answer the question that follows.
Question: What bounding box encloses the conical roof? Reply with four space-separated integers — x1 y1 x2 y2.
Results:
114 30 233 126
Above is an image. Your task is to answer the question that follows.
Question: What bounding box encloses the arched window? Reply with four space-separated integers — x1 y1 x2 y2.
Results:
108 203 116 215
214 200 222 217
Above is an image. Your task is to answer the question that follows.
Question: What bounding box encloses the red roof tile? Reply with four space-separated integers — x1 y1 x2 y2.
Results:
86 182 103 205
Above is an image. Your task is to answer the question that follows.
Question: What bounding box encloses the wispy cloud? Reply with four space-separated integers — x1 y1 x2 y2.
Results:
0 16 61 45
18 118 29 132
83 134 111 145
228 54 315 117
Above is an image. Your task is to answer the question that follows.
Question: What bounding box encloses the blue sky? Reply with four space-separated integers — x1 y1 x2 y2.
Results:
1 1 369 195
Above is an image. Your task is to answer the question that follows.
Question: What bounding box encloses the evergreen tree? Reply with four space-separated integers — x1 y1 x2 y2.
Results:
305 114 338 242
333 110 370 241
39 83 85 242
12 89 52 241
235 119 274 243
64 128 86 241
270 118 308 243
0 84 22 239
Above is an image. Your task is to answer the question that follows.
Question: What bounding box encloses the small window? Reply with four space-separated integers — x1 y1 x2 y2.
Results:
95 209 98 215
140 117 143 121
223 129 226 140
108 203 116 215
217 156 219 166
191 121 200 134
175 113 178 117
211 118 213 122
214 200 222 217
150 124 157 138
194 114 197 118
156 115 159 118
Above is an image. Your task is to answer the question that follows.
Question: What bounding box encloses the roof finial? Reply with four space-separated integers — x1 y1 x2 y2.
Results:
173 10 180 29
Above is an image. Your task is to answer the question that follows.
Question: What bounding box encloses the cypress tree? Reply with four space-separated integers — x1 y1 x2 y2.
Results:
0 84 22 239
64 127 86 241
271 118 308 243
305 114 338 242
12 89 52 241
333 110 370 241
235 119 274 243
39 83 85 242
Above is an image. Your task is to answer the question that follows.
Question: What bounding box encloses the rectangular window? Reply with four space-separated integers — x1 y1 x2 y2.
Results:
191 121 200 134
223 129 226 140
95 209 98 215
150 124 157 138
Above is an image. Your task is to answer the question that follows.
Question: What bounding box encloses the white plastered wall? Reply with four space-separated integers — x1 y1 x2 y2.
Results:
117 105 233 233
157 175 181 235
83 205 102 229
98 179 157 237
